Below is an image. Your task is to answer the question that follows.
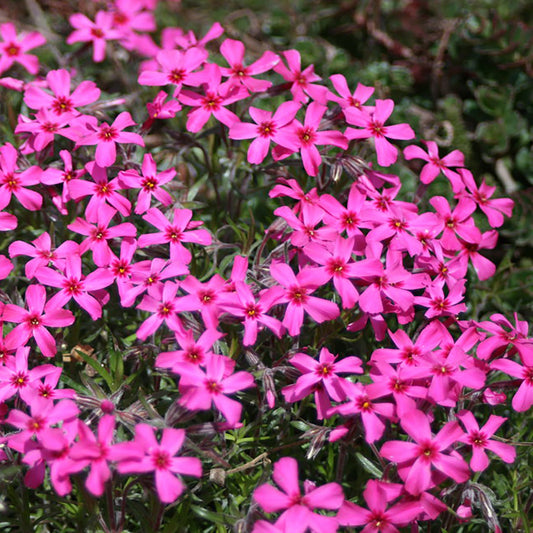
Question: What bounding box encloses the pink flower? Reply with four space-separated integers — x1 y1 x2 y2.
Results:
75 111 144 167
282 347 363 419
36 253 114 320
23 69 101 116
0 142 42 211
337 480 421 531
178 63 247 132
118 153 175 213
457 411 516 471
267 262 339 336
2 284 75 358
229 101 301 164
138 207 211 264
175 353 255 427
328 74 375 111
345 99 415 167
219 38 279 92
380 409 470 495
0 23 46 75
253 457 344 533
491 354 533 412
67 11 122 63
116 424 201 503
273 50 322 103
273 102 348 177
403 140 465 192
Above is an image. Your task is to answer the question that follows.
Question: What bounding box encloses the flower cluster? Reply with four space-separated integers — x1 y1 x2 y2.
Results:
0 2 529 532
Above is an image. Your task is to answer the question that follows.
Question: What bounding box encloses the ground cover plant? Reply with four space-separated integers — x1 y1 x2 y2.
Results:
0 0 532 531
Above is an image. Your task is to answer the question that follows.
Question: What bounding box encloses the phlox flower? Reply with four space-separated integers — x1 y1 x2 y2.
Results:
273 50 322 103
156 328 224 370
272 102 348 177
6 397 79 453
332 382 395 443
458 168 514 228
337 479 421 532
282 348 363 419
118 153 175 213
67 204 137 267
66 415 142 497
253 456 344 533
457 411 516 471
345 99 415 167
116 424 202 503
274 202 337 248
328 74 375 111
35 252 114 320
67 11 122 63
403 140 465 192
220 38 279 92
0 23 46 75
266 262 339 336
145 90 182 121
0 254 13 280
138 47 208 96
138 207 212 264
23 69 101 116
40 150 86 215
9 232 77 280
69 161 131 221
0 142 42 211
0 346 57 404
268 177 320 206
176 353 255 427
380 409 470 495
416 280 467 319
491 352 533 412
136 281 187 340
75 111 144 167
178 63 248 131
450 229 498 281
120 257 188 307
2 284 75 358
229 101 301 164
219 281 283 346
107 238 138 302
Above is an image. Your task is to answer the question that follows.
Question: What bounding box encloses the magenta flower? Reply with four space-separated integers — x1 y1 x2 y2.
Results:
273 102 348 177
282 348 363 419
458 168 514 228
0 142 42 211
219 281 283 346
67 204 137 267
15 108 73 153
176 353 255 427
380 409 470 495
457 411 516 471
116 424 202 503
337 479 421 532
328 74 375 111
2 284 75 358
229 101 301 164
178 63 247 132
67 11 122 63
0 23 46 75
267 262 340 336
491 353 533 412
67 415 141 497
220 38 279 92
0 347 57 404
76 111 144 167
69 161 131 220
403 140 465 192
118 153 175 213
138 47 208 96
138 207 212 264
345 99 415 167
24 69 101 116
36 253 114 320
273 50 322 103
253 457 344 533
